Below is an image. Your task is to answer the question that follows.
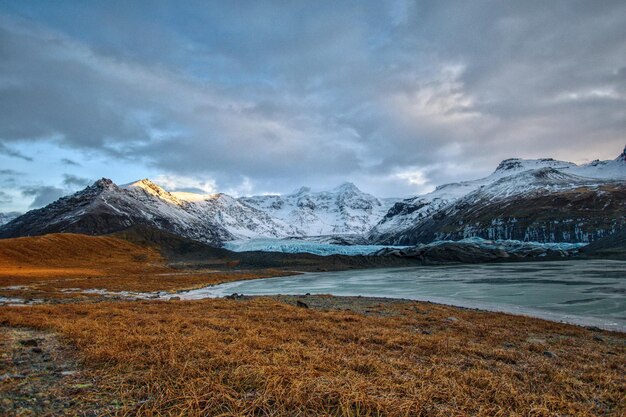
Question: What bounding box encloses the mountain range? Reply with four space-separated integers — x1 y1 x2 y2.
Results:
1 147 624 246
0 178 395 245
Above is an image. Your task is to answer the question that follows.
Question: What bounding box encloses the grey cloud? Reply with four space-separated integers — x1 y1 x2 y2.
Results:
0 191 12 204
0 169 21 175
62 174 91 188
22 186 65 208
0 169 21 187
61 158 81 166
0 1 625 197
0 25 151 153
0 142 33 161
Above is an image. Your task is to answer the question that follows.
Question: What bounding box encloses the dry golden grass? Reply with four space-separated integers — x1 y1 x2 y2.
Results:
0 233 168 281
0 232 164 268
0 269 295 301
0 234 295 300
1 298 624 416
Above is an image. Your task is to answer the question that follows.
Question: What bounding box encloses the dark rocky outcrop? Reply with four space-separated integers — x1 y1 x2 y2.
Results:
580 228 626 259
374 240 582 264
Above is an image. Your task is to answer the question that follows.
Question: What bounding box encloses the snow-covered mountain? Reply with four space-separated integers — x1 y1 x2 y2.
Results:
370 148 626 244
0 179 392 245
240 182 397 236
0 179 308 245
168 191 300 240
0 212 20 226
0 179 231 244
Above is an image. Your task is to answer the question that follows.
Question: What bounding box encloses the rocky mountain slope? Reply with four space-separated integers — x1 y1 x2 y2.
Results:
370 148 626 244
580 228 626 259
0 179 232 244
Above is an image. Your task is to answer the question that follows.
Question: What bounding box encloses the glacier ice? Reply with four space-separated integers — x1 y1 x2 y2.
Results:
224 238 407 256
224 237 587 256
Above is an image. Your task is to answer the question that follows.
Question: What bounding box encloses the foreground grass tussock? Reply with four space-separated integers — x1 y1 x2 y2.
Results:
1 297 624 416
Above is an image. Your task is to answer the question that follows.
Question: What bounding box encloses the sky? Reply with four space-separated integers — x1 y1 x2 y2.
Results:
0 0 625 212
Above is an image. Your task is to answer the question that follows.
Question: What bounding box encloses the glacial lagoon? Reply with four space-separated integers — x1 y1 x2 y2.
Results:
182 259 626 331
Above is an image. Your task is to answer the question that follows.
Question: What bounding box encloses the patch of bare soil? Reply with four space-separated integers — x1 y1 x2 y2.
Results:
0 326 117 416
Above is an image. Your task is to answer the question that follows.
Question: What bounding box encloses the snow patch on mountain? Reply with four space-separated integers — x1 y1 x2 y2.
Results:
0 212 20 226
185 193 301 239
170 191 217 202
240 182 398 236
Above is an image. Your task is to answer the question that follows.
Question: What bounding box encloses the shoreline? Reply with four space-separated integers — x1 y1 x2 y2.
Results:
265 294 626 334
3 290 623 334
176 260 626 333
180 290 625 334
3 258 622 333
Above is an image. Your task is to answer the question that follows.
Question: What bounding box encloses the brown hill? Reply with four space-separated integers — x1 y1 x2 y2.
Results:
0 233 167 280
0 233 294 297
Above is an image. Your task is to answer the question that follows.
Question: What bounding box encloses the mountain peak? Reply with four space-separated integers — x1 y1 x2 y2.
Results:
617 145 626 162
493 157 577 175
92 178 116 189
126 178 160 189
124 178 182 205
292 186 311 195
494 158 524 172
333 182 360 193
125 178 165 191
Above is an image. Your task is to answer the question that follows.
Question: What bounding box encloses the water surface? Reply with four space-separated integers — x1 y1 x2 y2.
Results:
182 260 626 331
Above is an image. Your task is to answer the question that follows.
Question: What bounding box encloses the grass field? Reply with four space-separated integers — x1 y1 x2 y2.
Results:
2 297 625 416
0 233 293 302
0 234 624 416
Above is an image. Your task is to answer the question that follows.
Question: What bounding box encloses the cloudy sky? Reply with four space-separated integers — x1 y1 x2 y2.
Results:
1 1 625 212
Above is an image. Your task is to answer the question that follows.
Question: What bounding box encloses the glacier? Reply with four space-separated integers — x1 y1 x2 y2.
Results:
224 238 406 256
224 237 587 256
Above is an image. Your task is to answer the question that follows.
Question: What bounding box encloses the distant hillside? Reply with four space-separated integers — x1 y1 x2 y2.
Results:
370 148 626 245
0 233 167 277
0 212 20 226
